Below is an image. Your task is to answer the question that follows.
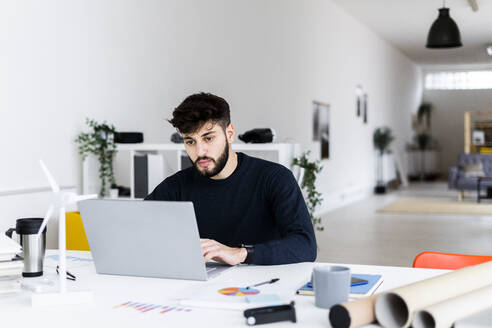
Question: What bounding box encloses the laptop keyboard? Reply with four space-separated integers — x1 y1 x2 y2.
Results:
205 262 228 274
205 262 234 279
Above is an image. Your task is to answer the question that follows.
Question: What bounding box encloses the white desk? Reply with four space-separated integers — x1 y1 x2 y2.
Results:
0 251 447 328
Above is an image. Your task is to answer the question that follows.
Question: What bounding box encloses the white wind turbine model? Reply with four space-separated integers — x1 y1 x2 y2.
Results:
31 160 97 307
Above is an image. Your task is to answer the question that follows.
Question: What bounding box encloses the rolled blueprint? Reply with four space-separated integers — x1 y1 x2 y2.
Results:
412 284 492 328
374 260 492 328
329 295 379 328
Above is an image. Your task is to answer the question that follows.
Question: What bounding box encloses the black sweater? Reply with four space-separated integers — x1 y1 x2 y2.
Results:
144 152 317 265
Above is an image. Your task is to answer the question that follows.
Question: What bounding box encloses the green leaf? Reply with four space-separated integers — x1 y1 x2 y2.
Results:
75 118 118 196
292 151 324 233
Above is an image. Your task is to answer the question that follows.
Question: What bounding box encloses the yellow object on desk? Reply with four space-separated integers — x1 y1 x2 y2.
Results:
66 211 90 251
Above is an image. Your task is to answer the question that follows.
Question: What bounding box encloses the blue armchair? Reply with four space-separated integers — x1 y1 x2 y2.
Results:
449 153 492 200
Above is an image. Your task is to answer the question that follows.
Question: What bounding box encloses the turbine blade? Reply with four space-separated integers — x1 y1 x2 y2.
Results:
73 194 97 202
37 205 54 236
39 160 60 192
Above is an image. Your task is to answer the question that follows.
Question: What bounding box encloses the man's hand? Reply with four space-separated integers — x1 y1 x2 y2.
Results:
200 239 247 265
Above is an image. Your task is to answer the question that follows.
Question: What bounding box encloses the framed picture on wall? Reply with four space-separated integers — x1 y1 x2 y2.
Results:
356 85 363 117
312 101 330 160
472 130 485 145
363 93 368 124
313 104 320 141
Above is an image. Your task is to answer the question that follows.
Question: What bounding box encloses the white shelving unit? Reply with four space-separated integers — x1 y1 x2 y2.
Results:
83 143 300 199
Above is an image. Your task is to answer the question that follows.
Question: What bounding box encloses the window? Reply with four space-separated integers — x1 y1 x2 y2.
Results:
425 70 492 90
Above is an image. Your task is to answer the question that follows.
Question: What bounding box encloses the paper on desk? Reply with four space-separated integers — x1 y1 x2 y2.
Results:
44 254 93 269
0 234 22 257
173 282 292 311
413 284 492 328
375 261 492 328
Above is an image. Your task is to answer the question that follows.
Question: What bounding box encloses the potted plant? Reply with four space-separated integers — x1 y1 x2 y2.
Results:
292 151 324 232
75 118 118 197
414 103 436 180
415 132 432 180
373 127 394 194
417 103 433 130
109 183 119 199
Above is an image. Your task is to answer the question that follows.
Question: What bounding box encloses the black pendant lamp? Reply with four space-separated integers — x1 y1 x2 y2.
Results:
426 6 462 48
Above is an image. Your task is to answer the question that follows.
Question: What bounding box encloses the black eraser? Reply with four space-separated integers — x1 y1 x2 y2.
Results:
244 301 296 326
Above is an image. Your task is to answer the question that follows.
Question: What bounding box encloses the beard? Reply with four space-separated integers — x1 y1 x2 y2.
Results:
193 142 229 178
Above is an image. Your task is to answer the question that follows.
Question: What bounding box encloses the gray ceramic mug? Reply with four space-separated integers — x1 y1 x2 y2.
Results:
313 265 351 309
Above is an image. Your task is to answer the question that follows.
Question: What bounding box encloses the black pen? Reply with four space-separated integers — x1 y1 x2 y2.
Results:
56 265 76 281
245 278 279 289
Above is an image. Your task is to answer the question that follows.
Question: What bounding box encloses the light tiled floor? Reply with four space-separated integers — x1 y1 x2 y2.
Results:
315 182 492 267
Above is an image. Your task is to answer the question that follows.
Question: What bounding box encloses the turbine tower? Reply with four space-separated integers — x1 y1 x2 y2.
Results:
32 160 97 306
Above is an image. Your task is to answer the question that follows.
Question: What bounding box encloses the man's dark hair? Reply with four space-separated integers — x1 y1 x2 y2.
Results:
169 93 231 134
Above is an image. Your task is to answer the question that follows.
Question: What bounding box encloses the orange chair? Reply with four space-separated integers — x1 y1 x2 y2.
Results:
413 251 492 270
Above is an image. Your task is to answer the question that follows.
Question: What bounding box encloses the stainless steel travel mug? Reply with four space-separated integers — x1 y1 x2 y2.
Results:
6 218 46 277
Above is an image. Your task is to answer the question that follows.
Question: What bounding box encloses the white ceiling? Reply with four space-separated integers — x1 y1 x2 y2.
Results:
332 0 492 67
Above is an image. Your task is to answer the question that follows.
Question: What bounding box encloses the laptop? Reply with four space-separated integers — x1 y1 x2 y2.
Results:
78 199 233 281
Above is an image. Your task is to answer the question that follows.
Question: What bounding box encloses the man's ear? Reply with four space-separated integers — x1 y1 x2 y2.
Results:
226 123 234 143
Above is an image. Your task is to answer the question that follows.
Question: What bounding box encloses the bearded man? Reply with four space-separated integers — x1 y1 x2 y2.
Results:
145 93 316 266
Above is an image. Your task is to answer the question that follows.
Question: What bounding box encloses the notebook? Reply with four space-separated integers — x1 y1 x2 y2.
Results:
296 274 383 298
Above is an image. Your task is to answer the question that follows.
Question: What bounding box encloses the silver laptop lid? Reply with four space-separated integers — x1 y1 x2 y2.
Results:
78 199 208 281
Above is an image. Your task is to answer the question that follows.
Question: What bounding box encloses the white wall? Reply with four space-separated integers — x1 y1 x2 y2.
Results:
301 0 421 211
1 0 421 245
424 88 492 175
